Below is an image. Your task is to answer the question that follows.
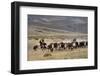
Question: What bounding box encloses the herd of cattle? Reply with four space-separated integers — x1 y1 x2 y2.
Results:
33 39 88 52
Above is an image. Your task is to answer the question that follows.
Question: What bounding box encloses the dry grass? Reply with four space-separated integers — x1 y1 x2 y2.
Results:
27 48 88 61
28 34 88 61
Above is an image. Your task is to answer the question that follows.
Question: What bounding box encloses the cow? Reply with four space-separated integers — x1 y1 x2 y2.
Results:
56 42 66 51
78 41 85 48
33 45 38 51
86 41 88 47
53 43 58 50
39 39 47 51
47 43 54 52
67 42 73 50
72 41 79 48
60 42 65 50
40 42 47 51
36 38 88 52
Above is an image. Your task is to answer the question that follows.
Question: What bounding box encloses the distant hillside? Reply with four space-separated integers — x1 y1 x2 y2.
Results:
28 15 88 34
28 25 87 36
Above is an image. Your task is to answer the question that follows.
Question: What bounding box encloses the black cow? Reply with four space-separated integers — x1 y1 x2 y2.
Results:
67 42 73 50
47 43 54 52
86 41 88 47
72 41 79 48
79 41 85 48
41 42 47 51
59 42 66 50
54 43 58 50
33 45 38 51
39 39 47 51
